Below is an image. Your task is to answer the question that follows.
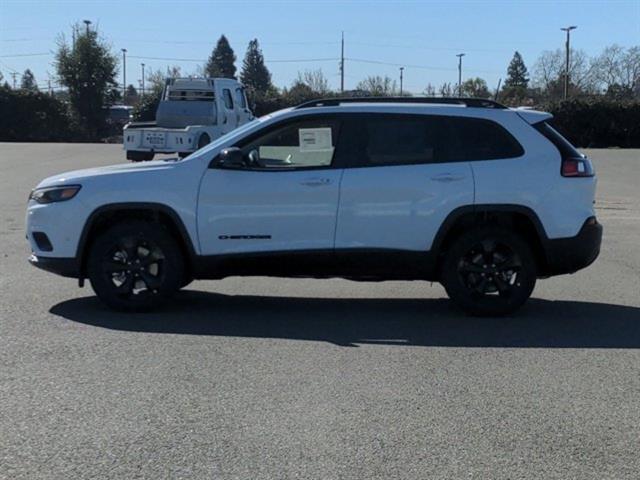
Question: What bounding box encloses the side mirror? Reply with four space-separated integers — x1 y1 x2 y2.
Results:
215 147 246 169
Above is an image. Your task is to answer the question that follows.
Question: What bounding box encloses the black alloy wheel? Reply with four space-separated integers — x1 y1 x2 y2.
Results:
87 221 184 311
441 227 536 316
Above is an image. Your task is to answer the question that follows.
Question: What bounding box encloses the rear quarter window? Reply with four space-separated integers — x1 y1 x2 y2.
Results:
444 117 524 161
533 121 582 159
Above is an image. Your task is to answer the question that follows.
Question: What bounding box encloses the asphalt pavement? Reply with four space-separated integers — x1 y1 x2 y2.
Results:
1 143 639 479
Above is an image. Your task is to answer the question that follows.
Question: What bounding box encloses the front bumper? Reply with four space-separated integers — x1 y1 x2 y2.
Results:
544 217 603 276
29 254 80 278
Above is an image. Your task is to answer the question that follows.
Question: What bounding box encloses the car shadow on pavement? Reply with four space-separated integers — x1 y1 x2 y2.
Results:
50 290 640 348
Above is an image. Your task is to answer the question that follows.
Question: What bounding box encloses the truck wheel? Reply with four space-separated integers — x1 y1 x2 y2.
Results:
126 151 155 162
197 133 211 149
87 221 184 311
440 227 536 317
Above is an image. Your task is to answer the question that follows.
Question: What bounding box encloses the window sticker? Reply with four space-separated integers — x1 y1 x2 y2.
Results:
299 128 333 152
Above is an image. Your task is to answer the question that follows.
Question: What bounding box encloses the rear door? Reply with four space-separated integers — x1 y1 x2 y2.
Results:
335 114 474 252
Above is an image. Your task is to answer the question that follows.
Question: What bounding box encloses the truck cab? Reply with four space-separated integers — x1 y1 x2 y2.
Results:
123 77 252 161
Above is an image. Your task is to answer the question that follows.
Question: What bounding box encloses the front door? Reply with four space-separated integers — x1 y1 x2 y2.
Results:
234 87 253 125
197 116 343 255
219 87 237 134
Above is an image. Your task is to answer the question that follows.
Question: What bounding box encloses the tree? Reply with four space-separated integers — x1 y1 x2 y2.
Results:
460 77 491 98
533 48 595 99
591 45 640 98
296 69 330 95
124 84 138 105
105 87 122 106
505 51 529 88
281 81 316 105
424 83 437 96
55 24 117 138
438 82 454 97
240 39 273 96
205 35 236 79
355 75 397 96
20 69 37 91
132 66 182 120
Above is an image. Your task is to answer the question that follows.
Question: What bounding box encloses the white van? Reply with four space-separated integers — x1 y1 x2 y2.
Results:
123 77 253 161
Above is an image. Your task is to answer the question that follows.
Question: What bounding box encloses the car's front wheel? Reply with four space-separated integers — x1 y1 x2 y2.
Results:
87 221 184 311
441 227 537 316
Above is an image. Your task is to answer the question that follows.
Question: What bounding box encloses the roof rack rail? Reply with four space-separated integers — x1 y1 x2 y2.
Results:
295 96 507 110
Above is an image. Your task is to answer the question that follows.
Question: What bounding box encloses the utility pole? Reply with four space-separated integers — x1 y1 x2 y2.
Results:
399 67 404 96
121 48 127 99
340 31 345 94
10 72 17 89
83 19 91 34
141 63 145 96
561 26 577 100
456 53 465 97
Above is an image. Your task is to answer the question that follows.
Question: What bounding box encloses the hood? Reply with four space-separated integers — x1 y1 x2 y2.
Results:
36 159 179 188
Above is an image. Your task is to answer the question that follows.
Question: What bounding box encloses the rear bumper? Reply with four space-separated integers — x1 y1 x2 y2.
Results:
543 217 603 276
29 254 80 278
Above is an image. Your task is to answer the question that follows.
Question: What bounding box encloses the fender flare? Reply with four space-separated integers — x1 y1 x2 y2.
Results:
76 202 197 272
431 204 550 255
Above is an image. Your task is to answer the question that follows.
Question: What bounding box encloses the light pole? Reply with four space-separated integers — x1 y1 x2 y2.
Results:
561 26 577 100
399 67 404 96
340 31 344 94
456 53 465 97
83 19 91 34
121 49 127 100
141 63 145 96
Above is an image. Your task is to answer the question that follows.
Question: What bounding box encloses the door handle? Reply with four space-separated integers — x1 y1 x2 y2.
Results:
300 177 331 186
431 173 465 182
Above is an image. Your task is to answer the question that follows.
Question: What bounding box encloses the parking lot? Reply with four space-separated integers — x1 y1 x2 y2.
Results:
1 143 639 479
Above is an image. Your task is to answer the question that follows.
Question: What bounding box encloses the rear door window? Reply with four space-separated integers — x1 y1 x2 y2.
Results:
337 114 523 167
337 115 446 167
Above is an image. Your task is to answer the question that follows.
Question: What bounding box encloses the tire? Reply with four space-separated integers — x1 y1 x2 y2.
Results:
441 227 537 316
127 151 154 162
87 221 184 311
197 133 211 149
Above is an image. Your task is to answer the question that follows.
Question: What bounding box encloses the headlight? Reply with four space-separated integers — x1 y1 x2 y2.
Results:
29 185 81 204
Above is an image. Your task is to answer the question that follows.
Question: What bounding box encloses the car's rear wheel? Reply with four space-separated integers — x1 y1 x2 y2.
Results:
126 151 154 162
197 133 211 149
87 221 184 311
441 227 536 316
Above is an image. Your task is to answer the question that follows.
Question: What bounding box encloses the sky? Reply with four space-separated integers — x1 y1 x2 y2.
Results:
1 0 639 94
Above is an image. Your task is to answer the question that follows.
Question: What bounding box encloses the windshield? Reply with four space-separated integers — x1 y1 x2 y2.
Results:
182 119 263 161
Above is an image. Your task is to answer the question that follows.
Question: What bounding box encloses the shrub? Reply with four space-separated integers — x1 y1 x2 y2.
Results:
0 87 76 141
132 91 162 121
540 98 640 148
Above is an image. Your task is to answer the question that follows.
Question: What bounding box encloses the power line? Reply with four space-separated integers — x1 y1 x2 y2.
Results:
347 57 503 75
0 59 19 74
111 37 339 46
0 52 51 58
128 54 339 63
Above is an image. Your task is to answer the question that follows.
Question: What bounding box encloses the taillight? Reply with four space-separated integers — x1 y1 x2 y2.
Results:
562 157 594 177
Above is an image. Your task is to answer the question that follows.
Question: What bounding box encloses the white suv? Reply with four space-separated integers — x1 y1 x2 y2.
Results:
26 97 602 315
